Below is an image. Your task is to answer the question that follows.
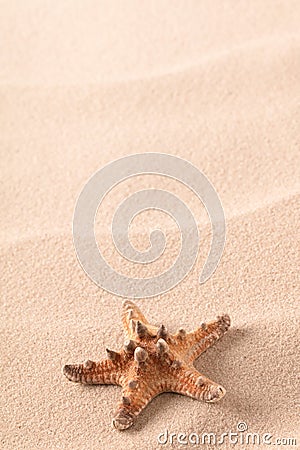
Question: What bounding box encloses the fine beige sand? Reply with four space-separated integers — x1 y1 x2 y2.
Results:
1 1 299 449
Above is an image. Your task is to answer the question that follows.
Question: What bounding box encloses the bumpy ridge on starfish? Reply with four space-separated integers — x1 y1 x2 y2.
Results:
63 300 231 430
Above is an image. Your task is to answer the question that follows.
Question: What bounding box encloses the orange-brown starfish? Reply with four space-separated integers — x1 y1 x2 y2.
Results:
63 300 231 430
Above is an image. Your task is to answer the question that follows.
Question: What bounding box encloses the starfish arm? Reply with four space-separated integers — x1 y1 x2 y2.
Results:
112 381 160 430
172 314 230 363
165 365 226 403
63 358 123 385
122 300 149 339
122 300 158 339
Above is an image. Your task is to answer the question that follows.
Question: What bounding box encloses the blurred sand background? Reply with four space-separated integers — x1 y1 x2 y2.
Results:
1 1 299 448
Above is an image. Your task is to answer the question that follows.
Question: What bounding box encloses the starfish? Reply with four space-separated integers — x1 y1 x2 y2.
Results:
63 300 231 430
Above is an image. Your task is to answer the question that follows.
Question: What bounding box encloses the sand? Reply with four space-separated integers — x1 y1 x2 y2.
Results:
1 1 299 449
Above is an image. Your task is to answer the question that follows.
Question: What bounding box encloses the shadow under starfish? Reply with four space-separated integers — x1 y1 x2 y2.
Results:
63 300 231 430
